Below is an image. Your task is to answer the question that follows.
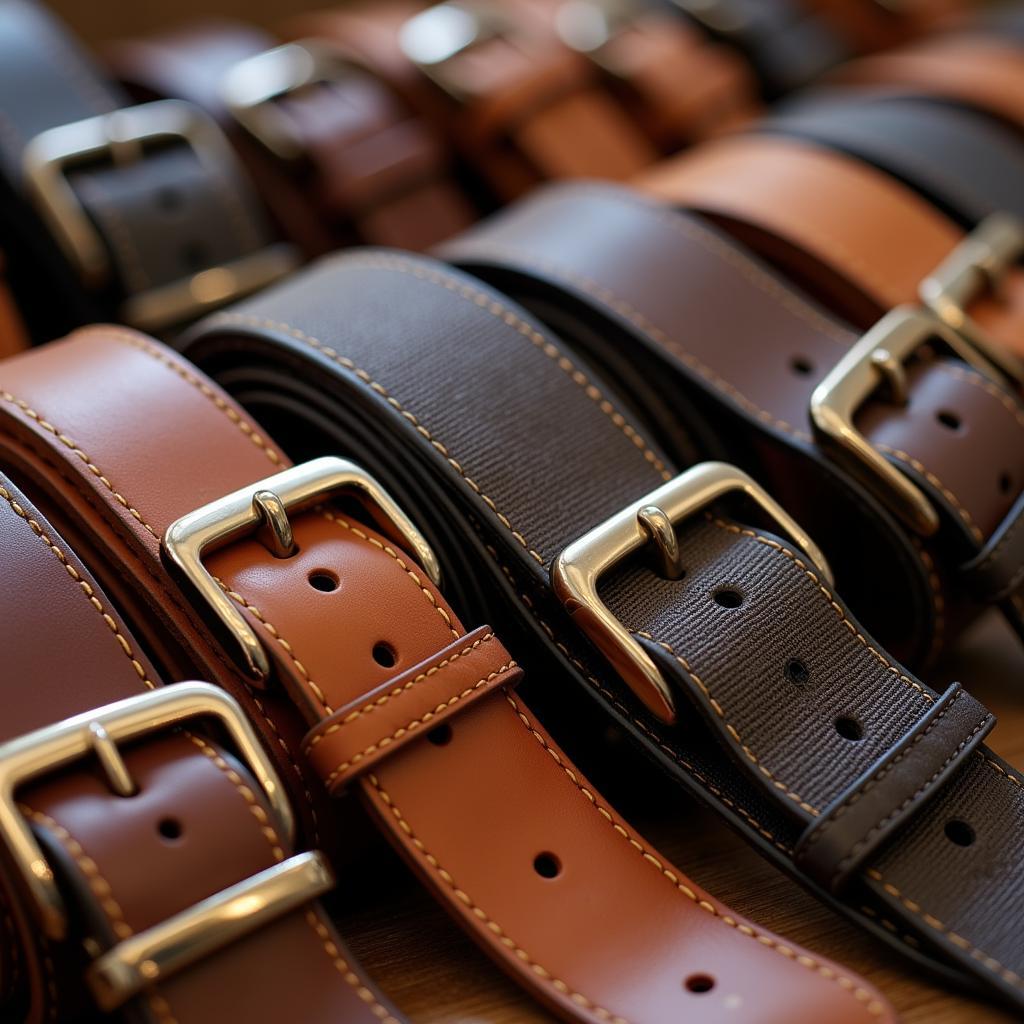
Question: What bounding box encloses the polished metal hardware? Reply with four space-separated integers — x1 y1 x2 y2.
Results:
552 462 832 724
164 457 441 681
23 99 296 330
0 683 293 940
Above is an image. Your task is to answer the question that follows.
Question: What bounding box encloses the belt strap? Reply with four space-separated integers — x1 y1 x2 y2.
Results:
441 181 1024 658
0 471 399 1023
181 247 1022 1011
0 0 295 342
0 329 890 1023
287 0 658 202
108 21 475 254
637 133 1024 369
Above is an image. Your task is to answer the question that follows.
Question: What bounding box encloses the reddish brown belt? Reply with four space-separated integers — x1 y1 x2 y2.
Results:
0 328 891 1022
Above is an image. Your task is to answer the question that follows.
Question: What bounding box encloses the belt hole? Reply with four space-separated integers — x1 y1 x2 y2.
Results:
936 410 962 433
790 356 814 376
427 723 453 746
182 241 208 271
685 974 715 994
533 852 561 879
713 587 743 609
945 819 975 847
835 716 863 742
308 570 339 593
372 642 397 668
785 658 809 685
157 818 183 842
999 472 1013 495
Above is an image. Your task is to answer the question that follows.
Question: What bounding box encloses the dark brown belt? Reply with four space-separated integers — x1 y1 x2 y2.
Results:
0 0 296 344
106 21 476 255
177 240 1021 1011
0 329 888 1022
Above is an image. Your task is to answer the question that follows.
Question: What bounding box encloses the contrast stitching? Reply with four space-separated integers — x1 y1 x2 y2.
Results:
215 578 335 716
17 806 179 1024
208 311 548 566
502 692 887 1017
866 869 1024 991
876 443 983 542
319 508 457 639
457 241 814 442
709 516 936 704
0 388 159 538
941 363 1024 432
186 734 399 1022
483 540 793 854
98 328 283 466
640 633 820 816
0 483 155 689
320 662 516 788
305 632 496 752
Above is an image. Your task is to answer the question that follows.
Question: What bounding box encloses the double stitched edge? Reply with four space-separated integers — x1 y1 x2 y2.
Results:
0 0 296 343
0 328 892 1023
180 249 1024 1011
0 473 398 1024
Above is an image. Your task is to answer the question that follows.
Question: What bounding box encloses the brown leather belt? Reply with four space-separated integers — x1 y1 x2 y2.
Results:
286 0 659 203
0 329 888 1021
0 471 402 1023
638 133 1024 375
0 0 297 344
177 239 1021 1011
107 21 476 255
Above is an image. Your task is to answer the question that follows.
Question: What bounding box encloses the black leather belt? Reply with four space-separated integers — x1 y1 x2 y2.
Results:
180 238 1024 1011
0 0 295 343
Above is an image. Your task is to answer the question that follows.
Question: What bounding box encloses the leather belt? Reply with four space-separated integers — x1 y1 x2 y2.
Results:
638 133 1024 377
0 329 889 1022
0 470 400 1023
0 0 296 344
286 0 659 202
178 240 1022 1011
107 21 476 254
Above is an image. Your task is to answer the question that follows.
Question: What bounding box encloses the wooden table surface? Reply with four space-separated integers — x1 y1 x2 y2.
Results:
329 612 1024 1024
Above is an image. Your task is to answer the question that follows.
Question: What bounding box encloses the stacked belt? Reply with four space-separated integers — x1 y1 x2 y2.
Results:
0 327 891 1021
174 210 1024 1010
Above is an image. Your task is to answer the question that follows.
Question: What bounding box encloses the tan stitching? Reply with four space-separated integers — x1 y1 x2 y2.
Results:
460 240 814 442
0 483 155 689
984 757 1024 791
941 362 1024 432
97 327 283 467
17 806 179 1024
866 869 1024 990
321 662 516 788
640 633 820 815
73 178 152 293
320 509 457 638
368 768 634 1024
502 691 887 1016
483 540 793 854
876 443 984 543
0 389 158 538
306 632 496 752
710 516 936 704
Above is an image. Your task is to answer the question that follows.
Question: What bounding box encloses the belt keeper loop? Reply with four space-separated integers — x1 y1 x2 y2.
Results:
794 682 995 893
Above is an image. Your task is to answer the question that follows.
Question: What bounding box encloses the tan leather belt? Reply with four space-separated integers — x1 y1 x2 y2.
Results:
0 329 890 1022
177 232 1020 1012
107 22 476 255
0 0 297 344
286 0 659 202
0 471 401 1023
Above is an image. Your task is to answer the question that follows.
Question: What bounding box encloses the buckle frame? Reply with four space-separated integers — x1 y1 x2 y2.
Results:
22 99 296 330
811 306 1009 536
0 682 294 940
399 2 512 100
163 456 441 682
552 462 833 724
919 212 1024 387
222 40 352 161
